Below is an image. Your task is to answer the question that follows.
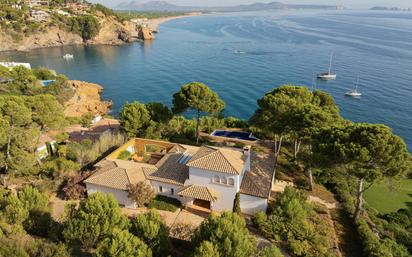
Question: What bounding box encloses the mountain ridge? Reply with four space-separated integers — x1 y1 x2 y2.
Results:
115 1 344 12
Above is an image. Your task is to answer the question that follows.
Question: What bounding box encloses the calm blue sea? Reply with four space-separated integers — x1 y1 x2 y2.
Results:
2 10 412 150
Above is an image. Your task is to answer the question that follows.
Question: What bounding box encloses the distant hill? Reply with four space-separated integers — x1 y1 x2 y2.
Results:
115 1 193 11
115 1 344 12
370 6 411 11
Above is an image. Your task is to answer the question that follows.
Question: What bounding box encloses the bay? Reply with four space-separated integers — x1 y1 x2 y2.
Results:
2 10 412 149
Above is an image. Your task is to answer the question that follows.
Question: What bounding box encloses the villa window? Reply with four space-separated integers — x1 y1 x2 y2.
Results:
171 188 174 195
221 177 227 184
228 178 235 186
159 186 163 193
213 175 220 183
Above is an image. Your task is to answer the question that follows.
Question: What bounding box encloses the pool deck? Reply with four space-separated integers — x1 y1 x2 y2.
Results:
201 131 259 146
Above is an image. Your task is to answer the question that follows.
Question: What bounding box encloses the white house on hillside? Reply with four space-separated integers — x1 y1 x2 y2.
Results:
0 62 32 70
84 138 275 214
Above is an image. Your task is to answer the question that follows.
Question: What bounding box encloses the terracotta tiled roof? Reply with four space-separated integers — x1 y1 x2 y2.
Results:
240 152 276 198
84 167 131 190
168 144 187 154
84 160 152 190
187 146 245 174
178 185 219 202
144 153 189 186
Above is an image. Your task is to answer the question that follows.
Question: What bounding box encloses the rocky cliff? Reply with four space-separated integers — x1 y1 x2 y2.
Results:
0 28 83 52
64 80 112 118
0 16 153 52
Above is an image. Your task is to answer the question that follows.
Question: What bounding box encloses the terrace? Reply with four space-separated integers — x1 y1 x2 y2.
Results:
106 138 176 165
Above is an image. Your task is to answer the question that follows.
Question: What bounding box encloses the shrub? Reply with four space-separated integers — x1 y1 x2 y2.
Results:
41 75 74 104
32 67 56 80
118 150 132 160
252 211 268 231
95 229 152 257
62 173 88 200
55 132 69 144
192 212 257 257
131 209 170 256
200 116 225 133
80 112 93 128
256 187 335 256
357 218 409 257
233 192 241 214
224 116 248 129
127 182 155 207
148 195 182 212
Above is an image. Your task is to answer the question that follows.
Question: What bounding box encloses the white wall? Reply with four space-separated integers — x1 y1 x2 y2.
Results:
240 194 267 215
150 181 183 201
186 167 239 211
86 183 136 209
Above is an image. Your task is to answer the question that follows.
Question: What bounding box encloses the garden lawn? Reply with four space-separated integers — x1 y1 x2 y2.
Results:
364 179 412 214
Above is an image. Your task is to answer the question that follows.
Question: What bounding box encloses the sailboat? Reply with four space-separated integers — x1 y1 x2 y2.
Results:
317 53 337 80
63 54 74 60
345 77 362 97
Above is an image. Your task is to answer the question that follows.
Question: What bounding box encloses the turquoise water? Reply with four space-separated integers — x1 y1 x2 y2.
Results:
2 10 412 150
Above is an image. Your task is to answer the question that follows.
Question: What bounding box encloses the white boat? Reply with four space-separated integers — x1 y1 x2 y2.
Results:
318 53 337 80
345 77 362 97
63 54 74 59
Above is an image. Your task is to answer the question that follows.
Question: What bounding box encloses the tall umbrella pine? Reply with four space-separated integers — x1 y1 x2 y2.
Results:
312 124 411 221
172 82 225 144
250 86 342 159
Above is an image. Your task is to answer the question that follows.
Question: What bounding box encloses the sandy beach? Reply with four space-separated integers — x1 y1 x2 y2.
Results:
146 12 202 31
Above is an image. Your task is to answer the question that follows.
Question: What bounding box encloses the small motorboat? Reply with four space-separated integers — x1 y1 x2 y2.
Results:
317 53 337 80
63 54 74 59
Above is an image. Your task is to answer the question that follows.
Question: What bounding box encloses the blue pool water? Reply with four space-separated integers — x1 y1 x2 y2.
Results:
40 80 56 86
212 130 258 141
2 10 412 150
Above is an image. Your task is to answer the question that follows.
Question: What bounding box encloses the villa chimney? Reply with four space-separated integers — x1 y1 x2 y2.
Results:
243 146 251 156
243 146 251 172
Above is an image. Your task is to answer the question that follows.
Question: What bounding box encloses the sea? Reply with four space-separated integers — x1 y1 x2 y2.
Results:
2 10 412 150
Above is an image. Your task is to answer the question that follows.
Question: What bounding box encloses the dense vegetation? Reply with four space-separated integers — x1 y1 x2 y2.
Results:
0 190 282 256
253 187 336 257
0 66 411 257
115 11 187 21
119 88 241 145
0 0 119 41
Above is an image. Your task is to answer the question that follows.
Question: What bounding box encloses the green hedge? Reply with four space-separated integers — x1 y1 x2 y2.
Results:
148 195 182 212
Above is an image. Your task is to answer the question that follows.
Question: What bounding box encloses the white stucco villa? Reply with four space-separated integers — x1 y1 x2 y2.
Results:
84 138 276 215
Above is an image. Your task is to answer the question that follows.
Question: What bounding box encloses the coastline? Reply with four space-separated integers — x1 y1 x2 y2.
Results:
146 12 202 31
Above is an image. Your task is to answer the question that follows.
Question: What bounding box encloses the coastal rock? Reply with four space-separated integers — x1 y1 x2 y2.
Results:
138 27 155 40
88 15 132 45
0 13 141 52
64 80 112 118
0 27 83 52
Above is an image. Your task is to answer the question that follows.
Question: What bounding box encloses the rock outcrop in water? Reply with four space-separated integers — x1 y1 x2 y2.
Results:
64 80 112 118
138 27 155 40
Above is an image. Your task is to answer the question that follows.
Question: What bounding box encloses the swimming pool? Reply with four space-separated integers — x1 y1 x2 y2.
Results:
211 130 258 142
40 80 56 86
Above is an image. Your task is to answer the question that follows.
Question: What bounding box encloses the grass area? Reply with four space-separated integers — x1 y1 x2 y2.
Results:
364 178 412 214
148 195 182 212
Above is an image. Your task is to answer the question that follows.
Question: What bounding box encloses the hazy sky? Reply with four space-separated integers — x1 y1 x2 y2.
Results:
91 0 412 9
